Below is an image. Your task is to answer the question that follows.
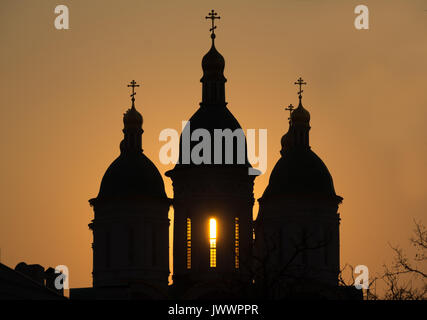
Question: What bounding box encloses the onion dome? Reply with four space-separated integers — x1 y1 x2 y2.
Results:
291 101 310 124
123 104 143 127
262 149 337 198
260 77 341 201
92 80 167 202
166 24 252 173
170 103 251 169
201 35 226 83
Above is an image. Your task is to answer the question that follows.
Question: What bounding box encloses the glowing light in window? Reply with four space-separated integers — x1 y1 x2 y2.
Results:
235 217 239 269
187 218 191 269
209 218 216 239
209 218 217 268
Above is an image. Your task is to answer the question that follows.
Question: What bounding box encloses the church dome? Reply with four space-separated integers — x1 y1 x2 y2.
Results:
171 104 251 169
261 83 338 200
97 152 167 199
189 103 241 132
167 30 251 172
261 148 337 199
95 80 167 201
291 103 310 123
201 41 226 82
123 106 143 126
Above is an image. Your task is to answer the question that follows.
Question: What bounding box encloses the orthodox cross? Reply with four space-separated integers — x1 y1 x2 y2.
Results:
127 80 140 106
206 10 221 35
294 77 307 99
285 104 295 120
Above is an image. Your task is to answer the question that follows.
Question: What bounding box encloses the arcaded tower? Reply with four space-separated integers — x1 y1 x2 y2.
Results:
166 11 257 298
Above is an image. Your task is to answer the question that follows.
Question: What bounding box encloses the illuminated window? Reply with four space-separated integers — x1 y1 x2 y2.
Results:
209 218 217 268
235 218 240 269
187 218 191 269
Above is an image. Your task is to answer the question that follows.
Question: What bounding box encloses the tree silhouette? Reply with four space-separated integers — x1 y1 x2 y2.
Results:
339 219 426 300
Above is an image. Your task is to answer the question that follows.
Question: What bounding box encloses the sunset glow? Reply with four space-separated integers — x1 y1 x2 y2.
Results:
0 1 426 295
209 218 217 240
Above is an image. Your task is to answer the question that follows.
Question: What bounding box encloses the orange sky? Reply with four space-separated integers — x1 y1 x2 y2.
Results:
0 0 426 290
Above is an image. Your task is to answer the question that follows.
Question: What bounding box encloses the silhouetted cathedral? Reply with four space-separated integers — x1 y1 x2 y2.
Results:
254 80 344 298
165 14 256 298
67 10 360 300
82 81 170 299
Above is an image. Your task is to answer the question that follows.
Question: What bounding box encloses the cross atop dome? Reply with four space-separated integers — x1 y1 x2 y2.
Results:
200 10 226 103
294 77 307 101
290 77 310 124
205 10 221 40
127 80 140 108
285 104 295 120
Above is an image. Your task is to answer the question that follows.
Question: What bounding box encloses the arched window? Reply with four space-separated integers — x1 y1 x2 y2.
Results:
209 218 217 268
128 228 134 265
152 225 157 266
323 227 329 266
187 218 191 269
106 231 111 269
235 217 240 269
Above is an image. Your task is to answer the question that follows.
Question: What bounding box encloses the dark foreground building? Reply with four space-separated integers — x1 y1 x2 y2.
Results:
0 262 65 300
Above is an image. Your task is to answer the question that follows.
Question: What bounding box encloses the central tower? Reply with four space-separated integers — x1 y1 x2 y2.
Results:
166 11 256 298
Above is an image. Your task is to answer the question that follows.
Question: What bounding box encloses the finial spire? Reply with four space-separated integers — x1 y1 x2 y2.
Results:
294 77 307 103
285 104 295 120
205 9 221 42
127 80 140 108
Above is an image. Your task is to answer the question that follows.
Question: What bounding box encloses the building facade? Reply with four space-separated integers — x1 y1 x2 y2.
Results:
86 87 170 299
255 83 343 298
